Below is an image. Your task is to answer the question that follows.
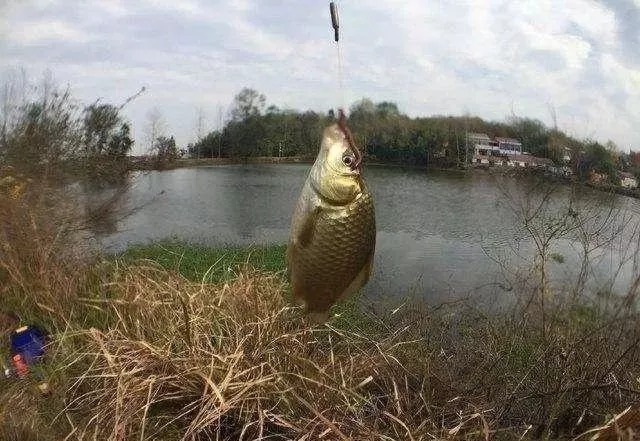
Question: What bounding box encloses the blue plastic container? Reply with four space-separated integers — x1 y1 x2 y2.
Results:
10 326 46 365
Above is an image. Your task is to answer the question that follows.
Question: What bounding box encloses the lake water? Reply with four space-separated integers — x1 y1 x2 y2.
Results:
87 164 640 306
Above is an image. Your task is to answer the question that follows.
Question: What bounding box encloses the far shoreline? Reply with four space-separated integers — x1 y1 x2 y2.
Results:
128 155 640 200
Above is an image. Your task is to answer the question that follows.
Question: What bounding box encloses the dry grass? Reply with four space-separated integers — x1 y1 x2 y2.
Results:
29 264 500 440
0 167 93 325
2 260 639 440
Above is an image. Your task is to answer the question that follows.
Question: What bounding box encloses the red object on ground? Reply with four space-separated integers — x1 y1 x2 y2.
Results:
11 354 29 378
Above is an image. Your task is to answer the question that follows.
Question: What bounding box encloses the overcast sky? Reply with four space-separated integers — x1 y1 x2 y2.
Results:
1 0 639 155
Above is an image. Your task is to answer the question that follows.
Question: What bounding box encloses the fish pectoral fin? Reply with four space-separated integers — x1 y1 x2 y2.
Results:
296 206 322 248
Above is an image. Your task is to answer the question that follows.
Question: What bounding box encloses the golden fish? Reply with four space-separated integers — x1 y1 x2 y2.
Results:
286 110 376 322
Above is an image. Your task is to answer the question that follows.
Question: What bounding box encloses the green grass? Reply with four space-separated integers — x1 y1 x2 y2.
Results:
117 241 287 283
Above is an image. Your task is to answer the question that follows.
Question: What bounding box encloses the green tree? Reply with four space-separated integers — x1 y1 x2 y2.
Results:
349 98 376 122
577 141 618 183
230 88 266 122
107 122 133 158
153 135 178 162
191 131 224 158
83 103 133 158
375 101 401 118
1 86 82 172
505 116 549 156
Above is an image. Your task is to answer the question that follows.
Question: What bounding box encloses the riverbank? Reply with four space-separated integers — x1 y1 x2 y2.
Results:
129 156 640 201
130 155 315 170
2 236 640 439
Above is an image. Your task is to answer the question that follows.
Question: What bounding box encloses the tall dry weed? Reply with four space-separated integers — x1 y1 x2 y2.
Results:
0 167 93 325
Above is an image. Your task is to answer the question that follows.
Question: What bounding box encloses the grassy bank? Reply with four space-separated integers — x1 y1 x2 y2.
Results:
2 174 640 440
119 241 288 283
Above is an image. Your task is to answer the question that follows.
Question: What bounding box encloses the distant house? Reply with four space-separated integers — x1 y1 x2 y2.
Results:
495 137 523 155
468 133 494 156
630 151 640 168
467 133 492 146
469 135 523 157
620 172 638 189
468 134 553 169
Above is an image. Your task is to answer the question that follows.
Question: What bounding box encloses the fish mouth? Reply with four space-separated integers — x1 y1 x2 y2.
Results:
337 109 362 171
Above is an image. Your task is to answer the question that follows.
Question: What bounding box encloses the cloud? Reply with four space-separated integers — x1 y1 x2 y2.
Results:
0 0 638 154
597 0 640 66
5 19 91 44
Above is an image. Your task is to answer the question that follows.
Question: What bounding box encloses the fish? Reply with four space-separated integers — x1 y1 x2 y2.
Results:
286 109 376 323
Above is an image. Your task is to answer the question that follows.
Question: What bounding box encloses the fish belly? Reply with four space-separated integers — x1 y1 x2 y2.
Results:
289 191 375 314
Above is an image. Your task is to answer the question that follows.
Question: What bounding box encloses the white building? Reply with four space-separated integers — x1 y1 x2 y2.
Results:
494 137 523 155
620 172 638 188
468 133 523 157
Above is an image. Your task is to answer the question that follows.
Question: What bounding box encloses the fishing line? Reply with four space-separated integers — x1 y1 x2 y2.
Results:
330 1 345 113
337 42 345 112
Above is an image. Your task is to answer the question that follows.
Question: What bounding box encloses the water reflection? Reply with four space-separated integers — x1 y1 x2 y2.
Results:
74 173 132 237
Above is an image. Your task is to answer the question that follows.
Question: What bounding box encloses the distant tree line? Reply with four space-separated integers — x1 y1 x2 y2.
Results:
189 88 328 160
191 88 634 182
2 73 632 184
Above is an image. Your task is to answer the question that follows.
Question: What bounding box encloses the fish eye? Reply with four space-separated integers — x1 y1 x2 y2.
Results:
342 155 354 166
